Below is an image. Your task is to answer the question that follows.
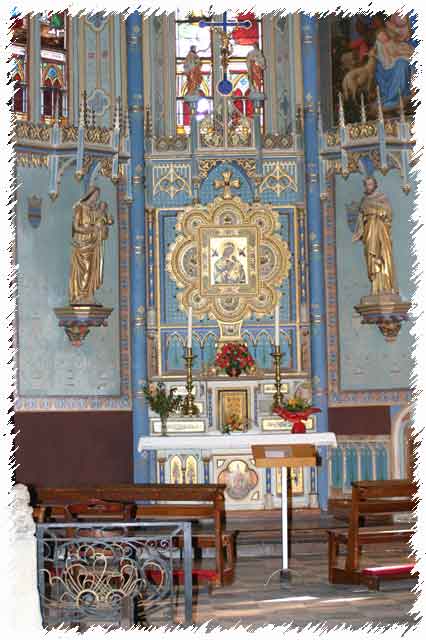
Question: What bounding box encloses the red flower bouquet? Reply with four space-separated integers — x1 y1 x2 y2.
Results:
215 342 255 377
274 398 321 434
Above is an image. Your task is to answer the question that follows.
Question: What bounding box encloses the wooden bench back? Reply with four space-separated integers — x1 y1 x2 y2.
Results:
351 480 416 518
31 483 226 521
345 480 416 573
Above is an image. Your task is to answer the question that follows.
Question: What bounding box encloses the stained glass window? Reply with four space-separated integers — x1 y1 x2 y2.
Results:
175 10 213 133
175 11 263 134
40 11 68 120
228 12 262 123
10 11 28 116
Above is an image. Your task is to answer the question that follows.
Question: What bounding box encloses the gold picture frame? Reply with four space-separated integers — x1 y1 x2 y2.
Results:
218 388 249 430
199 224 259 297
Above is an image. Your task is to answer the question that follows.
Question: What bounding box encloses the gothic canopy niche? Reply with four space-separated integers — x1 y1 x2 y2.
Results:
166 195 291 341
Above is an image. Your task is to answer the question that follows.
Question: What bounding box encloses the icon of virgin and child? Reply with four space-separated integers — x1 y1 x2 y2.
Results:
212 241 247 285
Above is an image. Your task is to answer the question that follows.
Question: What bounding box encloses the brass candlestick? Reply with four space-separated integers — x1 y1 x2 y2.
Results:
182 347 198 416
272 346 284 408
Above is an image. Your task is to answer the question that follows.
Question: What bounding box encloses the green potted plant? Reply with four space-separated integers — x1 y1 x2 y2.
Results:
142 382 183 436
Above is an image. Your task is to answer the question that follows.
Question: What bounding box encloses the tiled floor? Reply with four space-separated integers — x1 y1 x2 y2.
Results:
170 545 419 631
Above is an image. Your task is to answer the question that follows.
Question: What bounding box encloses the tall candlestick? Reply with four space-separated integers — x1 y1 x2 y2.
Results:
187 306 193 347
274 304 280 347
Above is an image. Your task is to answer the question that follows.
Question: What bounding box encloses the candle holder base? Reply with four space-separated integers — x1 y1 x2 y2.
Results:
271 347 283 410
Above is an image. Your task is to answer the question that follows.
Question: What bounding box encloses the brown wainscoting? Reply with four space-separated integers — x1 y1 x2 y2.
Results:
328 405 390 435
13 411 133 486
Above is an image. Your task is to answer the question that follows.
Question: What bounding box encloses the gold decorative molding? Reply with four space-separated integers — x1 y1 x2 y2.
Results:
16 153 49 168
260 161 297 195
199 159 256 182
61 126 78 143
325 131 340 147
166 195 291 340
347 123 378 140
235 159 257 178
85 127 112 146
199 159 221 180
15 122 50 143
153 164 191 199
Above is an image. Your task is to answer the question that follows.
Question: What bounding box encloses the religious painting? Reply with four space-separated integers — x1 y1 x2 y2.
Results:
200 224 258 297
210 236 248 286
217 459 259 501
218 389 249 430
331 12 416 123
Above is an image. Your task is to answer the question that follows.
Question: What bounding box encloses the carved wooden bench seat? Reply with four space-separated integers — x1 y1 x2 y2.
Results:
327 480 417 590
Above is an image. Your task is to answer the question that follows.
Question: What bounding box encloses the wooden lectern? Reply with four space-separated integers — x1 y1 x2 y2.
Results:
252 443 317 582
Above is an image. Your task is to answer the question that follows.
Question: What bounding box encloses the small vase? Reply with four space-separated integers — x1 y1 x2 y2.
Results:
160 416 168 437
226 367 241 377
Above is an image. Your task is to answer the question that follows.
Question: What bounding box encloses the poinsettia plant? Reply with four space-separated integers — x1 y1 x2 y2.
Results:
142 382 183 419
280 397 312 412
215 342 255 375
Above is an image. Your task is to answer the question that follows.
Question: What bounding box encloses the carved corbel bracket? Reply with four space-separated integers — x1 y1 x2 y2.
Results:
354 293 411 342
54 305 114 347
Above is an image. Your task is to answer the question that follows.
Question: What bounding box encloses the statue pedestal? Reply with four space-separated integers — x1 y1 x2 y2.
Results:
54 304 113 347
354 293 411 342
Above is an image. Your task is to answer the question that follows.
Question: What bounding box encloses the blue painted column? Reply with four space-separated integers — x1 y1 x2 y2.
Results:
127 12 152 483
301 15 330 510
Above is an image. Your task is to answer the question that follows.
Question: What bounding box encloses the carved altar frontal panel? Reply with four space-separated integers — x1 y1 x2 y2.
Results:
213 454 263 509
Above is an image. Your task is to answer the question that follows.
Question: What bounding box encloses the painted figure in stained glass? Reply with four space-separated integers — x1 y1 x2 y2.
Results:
69 186 114 305
246 42 265 93
184 45 203 96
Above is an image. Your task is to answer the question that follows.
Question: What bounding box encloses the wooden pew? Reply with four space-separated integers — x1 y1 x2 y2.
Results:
327 479 417 590
31 483 235 587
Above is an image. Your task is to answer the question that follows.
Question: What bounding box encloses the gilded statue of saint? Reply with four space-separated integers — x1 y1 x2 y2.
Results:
69 185 114 305
352 176 396 295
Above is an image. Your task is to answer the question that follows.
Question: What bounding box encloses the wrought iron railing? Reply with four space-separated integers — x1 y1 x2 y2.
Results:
36 521 192 630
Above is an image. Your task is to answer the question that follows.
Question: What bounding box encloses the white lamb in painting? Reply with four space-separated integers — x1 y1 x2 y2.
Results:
342 48 377 102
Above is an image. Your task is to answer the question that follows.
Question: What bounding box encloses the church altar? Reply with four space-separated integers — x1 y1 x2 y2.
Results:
137 431 337 451
137 431 337 511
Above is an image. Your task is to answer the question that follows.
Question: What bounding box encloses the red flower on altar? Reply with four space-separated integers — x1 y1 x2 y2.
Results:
215 342 255 374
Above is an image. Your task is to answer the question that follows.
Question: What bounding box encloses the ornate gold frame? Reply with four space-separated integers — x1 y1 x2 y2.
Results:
166 196 291 341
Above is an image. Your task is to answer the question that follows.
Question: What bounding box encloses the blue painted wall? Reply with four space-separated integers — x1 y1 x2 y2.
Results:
16 166 121 397
335 170 415 391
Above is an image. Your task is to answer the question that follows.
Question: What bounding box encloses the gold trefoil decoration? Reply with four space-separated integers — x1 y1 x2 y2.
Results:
166 188 291 341
153 164 191 199
260 162 298 196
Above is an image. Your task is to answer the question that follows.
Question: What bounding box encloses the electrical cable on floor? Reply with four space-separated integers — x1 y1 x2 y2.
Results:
264 568 283 587
264 567 302 587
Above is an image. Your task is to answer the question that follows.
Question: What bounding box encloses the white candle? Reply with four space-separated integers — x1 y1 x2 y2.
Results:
187 306 193 347
274 304 280 347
